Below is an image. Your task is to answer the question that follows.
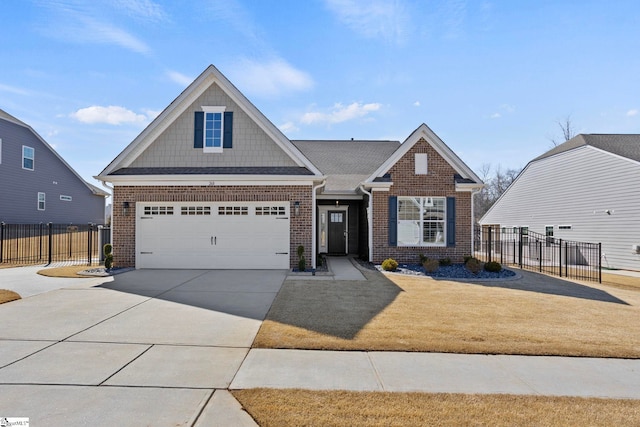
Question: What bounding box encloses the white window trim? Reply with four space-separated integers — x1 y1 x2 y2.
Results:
37 192 46 211
22 145 34 170
202 106 226 153
397 196 446 247
0 138 2 164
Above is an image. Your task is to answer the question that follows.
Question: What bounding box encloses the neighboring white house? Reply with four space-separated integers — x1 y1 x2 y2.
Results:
480 134 640 271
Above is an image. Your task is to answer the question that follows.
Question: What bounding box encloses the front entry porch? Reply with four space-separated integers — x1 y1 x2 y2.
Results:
316 199 368 259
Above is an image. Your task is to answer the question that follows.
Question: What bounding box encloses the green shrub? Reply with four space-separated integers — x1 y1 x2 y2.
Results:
381 258 398 271
439 257 452 267
463 255 473 264
484 261 502 273
297 245 305 258
465 257 483 274
103 244 113 269
419 253 428 264
422 258 439 273
298 255 306 272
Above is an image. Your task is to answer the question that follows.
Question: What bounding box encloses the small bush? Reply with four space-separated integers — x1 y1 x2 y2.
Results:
484 261 502 273
418 254 428 264
103 243 113 269
439 257 452 267
422 258 439 273
298 255 306 272
381 258 398 271
463 255 473 264
465 257 483 275
297 245 305 258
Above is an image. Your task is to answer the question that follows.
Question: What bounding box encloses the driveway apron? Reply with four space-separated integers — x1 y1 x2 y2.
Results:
0 268 285 426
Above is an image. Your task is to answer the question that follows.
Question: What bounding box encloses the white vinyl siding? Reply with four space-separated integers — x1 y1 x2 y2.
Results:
480 145 640 270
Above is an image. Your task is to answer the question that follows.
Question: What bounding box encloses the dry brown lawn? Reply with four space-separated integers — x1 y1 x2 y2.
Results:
254 268 640 358
36 265 94 278
0 289 21 304
232 389 640 427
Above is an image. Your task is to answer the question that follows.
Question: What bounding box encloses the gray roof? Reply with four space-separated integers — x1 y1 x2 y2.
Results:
0 108 29 127
534 134 640 163
292 140 400 192
111 166 314 175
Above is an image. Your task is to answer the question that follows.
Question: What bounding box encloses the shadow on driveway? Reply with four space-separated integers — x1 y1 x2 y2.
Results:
466 269 629 305
264 269 402 340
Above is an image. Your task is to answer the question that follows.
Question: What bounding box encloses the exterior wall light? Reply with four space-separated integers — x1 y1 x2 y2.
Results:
294 201 300 216
123 201 130 216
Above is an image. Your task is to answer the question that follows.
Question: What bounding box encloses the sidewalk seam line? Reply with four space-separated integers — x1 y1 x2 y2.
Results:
366 352 386 391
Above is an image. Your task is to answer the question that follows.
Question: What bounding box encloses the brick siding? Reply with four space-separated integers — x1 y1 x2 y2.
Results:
372 137 473 264
112 185 312 269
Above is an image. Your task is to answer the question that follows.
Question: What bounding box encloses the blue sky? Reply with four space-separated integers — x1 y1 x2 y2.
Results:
2 0 640 186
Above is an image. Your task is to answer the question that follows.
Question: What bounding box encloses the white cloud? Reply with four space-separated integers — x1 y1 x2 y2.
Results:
36 1 152 54
166 70 193 86
627 109 638 117
279 121 299 134
231 58 314 97
0 83 31 96
413 101 421 107
112 0 168 23
70 105 149 125
301 102 382 125
490 112 501 119
324 0 411 44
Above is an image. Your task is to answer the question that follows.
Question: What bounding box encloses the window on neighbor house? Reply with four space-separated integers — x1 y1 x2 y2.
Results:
397 197 446 246
37 192 45 210
23 146 34 170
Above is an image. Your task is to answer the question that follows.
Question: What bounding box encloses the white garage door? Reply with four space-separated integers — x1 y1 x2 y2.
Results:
136 202 290 269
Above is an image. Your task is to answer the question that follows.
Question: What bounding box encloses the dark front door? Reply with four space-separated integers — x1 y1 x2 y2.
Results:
328 210 346 254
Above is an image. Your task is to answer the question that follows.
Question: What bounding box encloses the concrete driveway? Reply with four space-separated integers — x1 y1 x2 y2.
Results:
0 268 286 426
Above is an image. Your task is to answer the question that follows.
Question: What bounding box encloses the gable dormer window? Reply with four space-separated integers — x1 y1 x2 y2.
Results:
194 107 233 152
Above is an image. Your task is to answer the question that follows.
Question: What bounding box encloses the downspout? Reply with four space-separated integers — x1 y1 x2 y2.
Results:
359 184 374 262
311 180 326 269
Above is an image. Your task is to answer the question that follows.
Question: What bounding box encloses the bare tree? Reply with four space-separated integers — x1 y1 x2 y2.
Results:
474 163 521 222
549 115 577 146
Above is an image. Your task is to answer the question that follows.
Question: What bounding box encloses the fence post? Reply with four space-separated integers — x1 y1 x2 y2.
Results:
539 240 542 272
47 222 53 265
598 243 602 283
487 226 492 263
518 227 523 268
87 223 93 266
0 222 4 263
558 239 562 277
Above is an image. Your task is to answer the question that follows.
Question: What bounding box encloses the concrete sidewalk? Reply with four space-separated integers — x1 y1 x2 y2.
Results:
231 349 640 399
2 265 639 426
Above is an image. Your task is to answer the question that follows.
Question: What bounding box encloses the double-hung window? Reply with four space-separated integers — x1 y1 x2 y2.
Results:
397 197 446 246
37 192 45 211
202 106 225 153
23 146 34 170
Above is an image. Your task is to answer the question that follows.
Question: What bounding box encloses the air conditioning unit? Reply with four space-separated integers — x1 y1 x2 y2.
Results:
632 245 640 254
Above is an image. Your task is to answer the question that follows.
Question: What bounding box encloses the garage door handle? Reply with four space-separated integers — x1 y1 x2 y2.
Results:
275 252 289 255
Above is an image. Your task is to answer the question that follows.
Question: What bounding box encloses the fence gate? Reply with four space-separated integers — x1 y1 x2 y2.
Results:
476 226 601 283
0 223 111 267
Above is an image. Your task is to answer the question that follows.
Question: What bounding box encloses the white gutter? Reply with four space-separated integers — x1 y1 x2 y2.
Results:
359 184 374 262
312 180 327 269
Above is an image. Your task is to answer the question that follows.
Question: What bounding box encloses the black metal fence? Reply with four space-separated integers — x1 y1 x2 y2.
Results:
476 226 601 283
0 223 110 267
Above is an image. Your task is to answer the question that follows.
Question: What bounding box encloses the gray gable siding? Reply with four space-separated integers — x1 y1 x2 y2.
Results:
481 146 640 270
0 118 105 224
130 82 298 168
